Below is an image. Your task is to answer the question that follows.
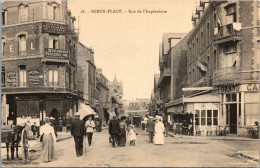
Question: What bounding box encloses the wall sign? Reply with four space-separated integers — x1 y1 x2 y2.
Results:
45 48 69 59
28 70 40 86
218 85 239 93
42 22 70 35
246 84 259 91
6 71 16 87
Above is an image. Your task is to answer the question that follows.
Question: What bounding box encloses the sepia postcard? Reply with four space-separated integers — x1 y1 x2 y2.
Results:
0 0 259 167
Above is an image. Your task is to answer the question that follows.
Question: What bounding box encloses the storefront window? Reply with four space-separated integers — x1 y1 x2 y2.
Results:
213 110 218 125
226 93 236 102
207 110 212 125
245 103 260 126
201 110 206 125
195 110 200 125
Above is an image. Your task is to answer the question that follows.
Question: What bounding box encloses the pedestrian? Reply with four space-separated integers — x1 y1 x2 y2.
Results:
40 117 57 162
128 124 137 146
146 116 155 143
85 116 95 146
31 122 37 140
109 116 120 147
71 113 86 157
154 116 165 145
126 117 131 127
119 116 127 146
95 118 101 132
21 123 30 164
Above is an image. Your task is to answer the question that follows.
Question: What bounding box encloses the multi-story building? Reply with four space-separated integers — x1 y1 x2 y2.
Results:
96 68 109 124
76 42 96 110
183 0 260 136
108 75 124 117
150 73 160 116
156 33 185 119
1 0 79 128
126 98 150 118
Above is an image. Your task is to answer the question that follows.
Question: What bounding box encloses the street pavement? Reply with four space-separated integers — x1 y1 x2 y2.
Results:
2 128 259 167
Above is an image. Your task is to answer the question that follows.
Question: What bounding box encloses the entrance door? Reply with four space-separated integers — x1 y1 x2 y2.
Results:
227 104 237 134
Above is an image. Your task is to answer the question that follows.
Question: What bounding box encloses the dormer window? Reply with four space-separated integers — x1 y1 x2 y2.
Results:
226 4 236 24
19 4 28 22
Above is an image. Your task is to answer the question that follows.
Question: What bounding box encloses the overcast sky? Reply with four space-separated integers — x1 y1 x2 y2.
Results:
68 0 198 100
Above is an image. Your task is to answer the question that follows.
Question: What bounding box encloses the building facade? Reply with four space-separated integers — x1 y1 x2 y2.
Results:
183 0 260 136
96 69 109 124
1 0 80 128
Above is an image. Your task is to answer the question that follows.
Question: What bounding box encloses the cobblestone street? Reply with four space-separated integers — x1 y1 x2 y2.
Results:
2 128 258 167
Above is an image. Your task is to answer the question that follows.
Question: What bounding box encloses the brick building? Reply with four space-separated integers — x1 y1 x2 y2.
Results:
183 0 260 136
1 0 80 129
76 42 96 109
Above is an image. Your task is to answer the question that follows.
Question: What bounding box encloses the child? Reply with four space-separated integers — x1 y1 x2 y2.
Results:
128 124 137 146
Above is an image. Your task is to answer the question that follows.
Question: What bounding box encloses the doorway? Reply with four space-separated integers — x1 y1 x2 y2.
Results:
226 104 237 134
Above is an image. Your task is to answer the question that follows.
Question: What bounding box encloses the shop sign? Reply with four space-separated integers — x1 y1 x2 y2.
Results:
28 70 40 86
42 22 69 35
218 85 239 93
246 84 259 91
6 71 16 87
45 48 69 59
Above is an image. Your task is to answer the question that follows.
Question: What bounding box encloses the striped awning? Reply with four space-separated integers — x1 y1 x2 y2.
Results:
41 58 69 64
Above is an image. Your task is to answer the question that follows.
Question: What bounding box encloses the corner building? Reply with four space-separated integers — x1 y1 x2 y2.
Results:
185 0 260 136
1 0 80 129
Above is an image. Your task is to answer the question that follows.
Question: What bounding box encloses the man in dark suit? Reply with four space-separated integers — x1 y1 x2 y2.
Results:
146 116 155 143
109 116 120 147
71 113 86 157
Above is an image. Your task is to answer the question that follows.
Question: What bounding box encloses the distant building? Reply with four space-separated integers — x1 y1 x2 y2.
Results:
108 75 124 117
125 98 150 118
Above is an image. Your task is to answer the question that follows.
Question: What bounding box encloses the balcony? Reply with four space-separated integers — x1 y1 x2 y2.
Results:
157 68 171 88
42 48 70 64
214 23 241 44
213 66 241 85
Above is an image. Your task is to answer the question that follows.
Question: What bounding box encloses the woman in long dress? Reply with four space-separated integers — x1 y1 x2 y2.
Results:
119 116 127 146
40 118 57 163
154 117 165 145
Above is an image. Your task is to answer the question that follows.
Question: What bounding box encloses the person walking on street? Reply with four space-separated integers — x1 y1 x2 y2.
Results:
146 116 155 143
128 124 137 146
109 116 121 147
71 113 86 157
85 116 95 146
119 116 127 146
21 123 30 164
40 117 57 162
154 116 165 145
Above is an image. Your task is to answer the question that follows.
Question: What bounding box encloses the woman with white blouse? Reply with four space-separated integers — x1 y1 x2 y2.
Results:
40 117 57 163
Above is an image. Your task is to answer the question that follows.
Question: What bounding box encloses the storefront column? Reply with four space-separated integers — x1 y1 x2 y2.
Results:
223 94 226 126
241 92 245 126
193 110 195 136
237 92 239 127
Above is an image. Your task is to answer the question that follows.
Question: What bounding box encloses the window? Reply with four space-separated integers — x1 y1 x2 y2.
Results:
226 4 236 24
2 67 5 87
207 110 212 125
2 10 7 25
18 35 26 53
19 5 28 22
73 71 76 89
213 110 218 125
49 35 59 49
225 44 236 54
48 3 59 21
207 23 210 44
19 65 27 87
195 110 200 125
2 38 5 57
48 70 58 86
201 110 206 125
54 6 58 20
226 93 236 102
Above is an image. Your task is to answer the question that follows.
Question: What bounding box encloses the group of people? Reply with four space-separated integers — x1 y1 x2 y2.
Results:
146 116 165 145
108 116 137 147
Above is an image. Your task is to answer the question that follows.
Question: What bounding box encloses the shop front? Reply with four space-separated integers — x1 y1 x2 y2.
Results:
216 83 260 137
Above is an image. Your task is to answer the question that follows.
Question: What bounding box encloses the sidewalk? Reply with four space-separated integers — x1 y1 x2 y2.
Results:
167 131 259 162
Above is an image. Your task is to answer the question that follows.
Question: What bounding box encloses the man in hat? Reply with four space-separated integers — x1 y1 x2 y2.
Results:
70 113 86 157
109 115 120 147
146 116 155 143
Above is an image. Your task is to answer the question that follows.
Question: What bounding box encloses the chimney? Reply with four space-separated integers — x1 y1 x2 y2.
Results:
62 0 68 22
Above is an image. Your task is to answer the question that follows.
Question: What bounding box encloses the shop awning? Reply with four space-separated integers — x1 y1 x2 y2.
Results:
183 94 221 103
78 103 97 120
214 36 241 45
41 58 69 64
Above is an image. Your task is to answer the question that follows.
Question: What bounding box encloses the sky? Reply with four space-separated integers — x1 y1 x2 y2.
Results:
68 0 198 100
